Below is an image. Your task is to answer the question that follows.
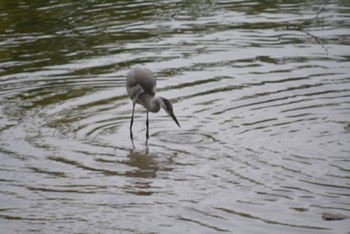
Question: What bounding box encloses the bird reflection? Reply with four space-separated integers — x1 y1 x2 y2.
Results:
125 148 158 178
123 149 158 196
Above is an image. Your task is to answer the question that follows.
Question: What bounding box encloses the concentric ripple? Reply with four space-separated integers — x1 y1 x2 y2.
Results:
156 131 216 144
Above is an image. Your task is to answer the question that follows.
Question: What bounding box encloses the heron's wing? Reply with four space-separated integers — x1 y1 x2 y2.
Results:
126 84 144 100
126 67 156 98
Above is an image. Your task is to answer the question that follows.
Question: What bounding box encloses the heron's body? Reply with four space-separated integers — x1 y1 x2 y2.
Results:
126 67 159 113
126 67 180 143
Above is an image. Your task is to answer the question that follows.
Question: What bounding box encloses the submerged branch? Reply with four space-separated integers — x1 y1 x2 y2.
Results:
286 0 329 30
286 0 329 55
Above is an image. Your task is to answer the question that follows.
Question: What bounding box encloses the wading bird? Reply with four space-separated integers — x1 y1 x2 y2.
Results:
126 67 180 143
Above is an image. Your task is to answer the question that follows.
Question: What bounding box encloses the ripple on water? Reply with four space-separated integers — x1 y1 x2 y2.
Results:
1 1 350 234
155 131 216 145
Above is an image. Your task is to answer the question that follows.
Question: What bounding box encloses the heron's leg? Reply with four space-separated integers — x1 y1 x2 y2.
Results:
130 103 135 140
146 110 149 144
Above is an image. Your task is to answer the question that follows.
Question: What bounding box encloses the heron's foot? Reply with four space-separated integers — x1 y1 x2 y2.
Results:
129 131 135 148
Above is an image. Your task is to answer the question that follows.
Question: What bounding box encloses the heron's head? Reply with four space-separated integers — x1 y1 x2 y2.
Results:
158 97 181 127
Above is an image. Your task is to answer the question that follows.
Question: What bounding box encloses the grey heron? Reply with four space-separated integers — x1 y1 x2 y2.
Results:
126 67 180 143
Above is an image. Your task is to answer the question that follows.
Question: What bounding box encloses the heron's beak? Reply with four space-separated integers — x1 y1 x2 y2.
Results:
168 111 181 128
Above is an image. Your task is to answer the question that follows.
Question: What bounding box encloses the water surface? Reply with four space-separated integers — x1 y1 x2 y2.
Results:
1 0 350 233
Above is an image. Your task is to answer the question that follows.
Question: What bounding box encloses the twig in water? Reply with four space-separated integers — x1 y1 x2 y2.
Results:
286 0 329 55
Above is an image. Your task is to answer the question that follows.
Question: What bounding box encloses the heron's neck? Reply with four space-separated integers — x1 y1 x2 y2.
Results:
139 95 161 113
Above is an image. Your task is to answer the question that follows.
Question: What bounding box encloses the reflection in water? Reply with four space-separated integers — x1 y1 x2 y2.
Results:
0 0 350 233
125 148 158 178
124 149 161 196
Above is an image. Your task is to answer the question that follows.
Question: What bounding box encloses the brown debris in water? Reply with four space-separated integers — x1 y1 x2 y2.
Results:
322 212 349 221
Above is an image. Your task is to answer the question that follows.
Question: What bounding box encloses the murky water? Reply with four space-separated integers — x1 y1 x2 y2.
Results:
1 0 350 233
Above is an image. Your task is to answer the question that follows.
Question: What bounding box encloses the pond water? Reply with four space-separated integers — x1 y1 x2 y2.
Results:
1 0 350 233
